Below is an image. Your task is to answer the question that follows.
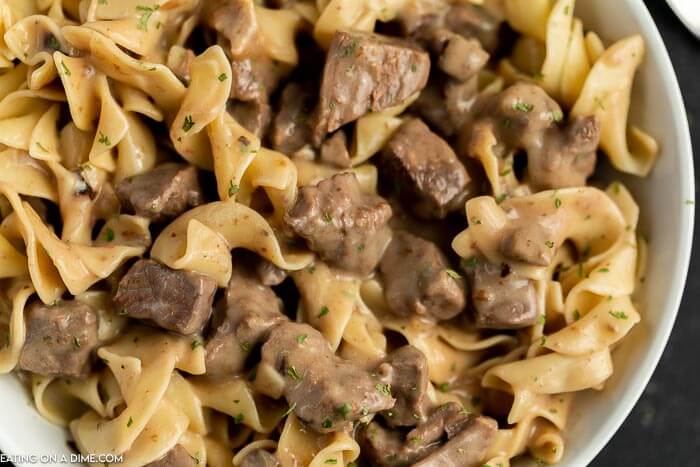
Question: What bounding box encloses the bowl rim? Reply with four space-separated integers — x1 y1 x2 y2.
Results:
0 2 694 467
572 1 695 466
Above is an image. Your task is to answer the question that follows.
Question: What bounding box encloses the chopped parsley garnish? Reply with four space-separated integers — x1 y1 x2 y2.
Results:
375 383 391 396
182 115 194 132
513 102 534 112
322 418 333 429
501 117 512 128
500 167 512 176
218 73 228 82
464 256 478 268
127 416 133 427
98 0 107 4
318 305 330 318
329 100 336 110
35 142 48 152
445 269 461 279
438 382 450 392
73 336 81 348
340 39 359 58
594 96 606 110
573 309 581 321
192 451 201 465
233 413 244 424
495 193 508 204
551 110 563 123
356 243 365 252
287 365 302 381
307 265 316 274
554 197 562 209
336 403 351 419
409 436 422 445
410 63 417 72
104 228 115 242
98 132 111 146
545 240 555 248
540 335 547 346
136 5 160 31
325 460 338 464
60 61 71 76
240 341 251 352
47 36 60 51
598 267 609 273
228 180 240 197
322 211 332 222
538 314 546 326
281 402 296 417
686 199 695 205
609 310 629 320
296 334 308 344
191 339 203 350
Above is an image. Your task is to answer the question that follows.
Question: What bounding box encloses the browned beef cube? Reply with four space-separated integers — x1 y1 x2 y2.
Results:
238 450 280 467
438 35 489 82
285 173 392 275
271 83 314 154
261 322 395 433
313 31 430 144
114 260 216 335
205 268 286 377
445 3 502 52
375 345 430 427
359 421 437 466
145 445 195 467
469 262 537 329
116 163 203 223
19 300 98 379
382 118 471 219
320 130 351 168
380 231 466 321
230 100 272 138
203 0 257 58
255 258 287 287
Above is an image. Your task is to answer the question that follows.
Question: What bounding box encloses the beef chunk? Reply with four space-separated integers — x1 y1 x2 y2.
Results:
413 413 497 467
320 130 351 168
528 115 601 191
314 31 430 144
375 345 430 427
255 258 287 287
114 260 217 335
413 82 456 136
285 173 392 275
381 118 471 219
359 421 438 466
499 208 562 266
145 445 195 467
230 57 284 103
230 100 272 138
203 0 258 58
470 83 599 191
19 300 98 379
469 262 537 329
239 450 280 467
116 163 203 223
444 3 502 53
271 83 314 154
261 322 395 433
437 35 489 82
205 268 286 376
380 231 466 321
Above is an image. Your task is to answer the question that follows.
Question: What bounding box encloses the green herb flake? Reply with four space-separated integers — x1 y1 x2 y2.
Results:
609 310 629 320
287 365 302 381
60 61 71 76
545 240 554 248
73 336 81 348
296 334 308 344
375 383 391 396
281 402 297 418
685 199 695 205
182 115 195 132
573 309 581 321
233 413 244 424
598 267 609 273
104 228 115 242
323 211 332 223
336 403 351 419
500 167 512 176
240 341 251 352
410 63 417 72
47 36 61 51
127 416 133 427
325 459 338 465
445 269 462 280
501 117 512 128
318 305 330 318
356 243 365 252
35 142 48 152
307 265 316 274
551 110 563 123
464 256 478 268
98 132 111 146
136 4 160 31
496 193 508 204
594 96 606 110
228 180 240 197
563 5 571 14
554 197 562 209
218 73 228 82
192 451 201 465
322 418 333 429
98 0 107 4
438 382 450 392
538 314 546 326
191 339 203 350
340 39 359 58
513 102 534 113
540 335 547 346
409 436 423 445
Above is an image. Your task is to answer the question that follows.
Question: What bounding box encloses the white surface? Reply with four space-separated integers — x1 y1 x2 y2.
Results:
0 1 694 466
667 0 700 38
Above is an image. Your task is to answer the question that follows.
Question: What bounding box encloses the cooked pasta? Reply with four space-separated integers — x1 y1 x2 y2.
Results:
0 0 656 466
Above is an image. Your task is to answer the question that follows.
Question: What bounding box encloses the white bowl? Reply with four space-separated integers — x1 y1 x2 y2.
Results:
0 1 694 466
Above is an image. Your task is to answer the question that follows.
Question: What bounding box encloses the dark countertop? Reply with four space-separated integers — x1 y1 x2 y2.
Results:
1 2 697 467
594 1 700 465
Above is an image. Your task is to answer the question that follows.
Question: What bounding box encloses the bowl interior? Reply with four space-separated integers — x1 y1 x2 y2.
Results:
0 1 693 466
